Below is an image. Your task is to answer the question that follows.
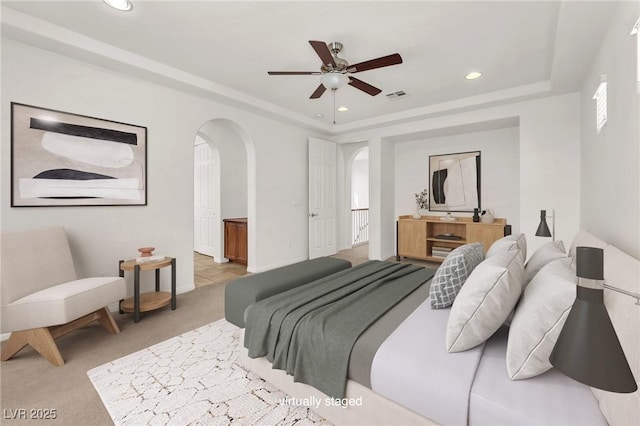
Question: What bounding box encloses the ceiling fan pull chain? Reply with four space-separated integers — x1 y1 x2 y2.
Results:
333 89 336 125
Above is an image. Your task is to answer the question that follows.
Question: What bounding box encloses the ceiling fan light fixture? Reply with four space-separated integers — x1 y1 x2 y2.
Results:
465 71 482 80
103 0 133 11
321 73 349 90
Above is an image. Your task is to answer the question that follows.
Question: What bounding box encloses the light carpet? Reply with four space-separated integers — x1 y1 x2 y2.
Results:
88 319 331 425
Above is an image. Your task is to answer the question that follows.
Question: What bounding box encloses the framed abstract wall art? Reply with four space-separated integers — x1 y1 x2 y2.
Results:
11 103 147 207
429 150 480 213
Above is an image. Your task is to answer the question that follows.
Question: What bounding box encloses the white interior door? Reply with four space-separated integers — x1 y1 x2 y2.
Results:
194 139 216 256
309 137 337 259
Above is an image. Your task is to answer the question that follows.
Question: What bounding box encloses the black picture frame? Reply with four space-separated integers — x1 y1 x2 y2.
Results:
11 102 147 207
429 150 481 213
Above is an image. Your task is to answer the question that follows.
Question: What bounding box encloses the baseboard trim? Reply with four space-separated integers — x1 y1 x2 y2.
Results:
249 256 309 274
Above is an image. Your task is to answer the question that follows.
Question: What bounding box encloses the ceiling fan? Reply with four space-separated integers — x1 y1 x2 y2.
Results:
268 40 403 99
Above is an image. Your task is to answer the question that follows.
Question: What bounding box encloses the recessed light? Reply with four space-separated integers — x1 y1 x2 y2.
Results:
337 106 349 112
314 113 324 118
104 0 133 11
465 72 482 80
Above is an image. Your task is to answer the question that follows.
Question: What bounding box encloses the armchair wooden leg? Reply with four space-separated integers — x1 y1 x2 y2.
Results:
1 307 119 366
1 331 29 362
28 328 65 366
96 307 120 334
1 328 64 366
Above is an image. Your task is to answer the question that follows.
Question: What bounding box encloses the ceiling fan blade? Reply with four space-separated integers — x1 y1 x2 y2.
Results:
310 84 327 99
309 40 336 68
347 53 403 73
268 71 321 75
348 77 382 96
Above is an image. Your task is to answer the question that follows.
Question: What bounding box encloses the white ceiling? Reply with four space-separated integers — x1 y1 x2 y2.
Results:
1 1 619 134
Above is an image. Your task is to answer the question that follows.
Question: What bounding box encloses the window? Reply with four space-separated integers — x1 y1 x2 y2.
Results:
592 76 607 133
633 17 640 92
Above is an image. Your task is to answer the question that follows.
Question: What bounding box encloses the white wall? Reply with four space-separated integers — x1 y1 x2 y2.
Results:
394 127 520 233
368 138 396 260
518 94 581 254
1 39 317 294
580 1 640 259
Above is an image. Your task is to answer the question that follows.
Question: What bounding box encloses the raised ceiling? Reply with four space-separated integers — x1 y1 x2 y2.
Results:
1 1 619 133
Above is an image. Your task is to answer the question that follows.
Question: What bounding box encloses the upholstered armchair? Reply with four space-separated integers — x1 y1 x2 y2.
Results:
1 226 126 366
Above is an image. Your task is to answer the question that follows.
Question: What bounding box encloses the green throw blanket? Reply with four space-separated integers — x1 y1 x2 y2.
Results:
244 260 435 398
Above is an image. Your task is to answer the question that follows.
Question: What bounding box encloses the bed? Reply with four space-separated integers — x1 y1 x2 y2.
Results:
237 230 639 425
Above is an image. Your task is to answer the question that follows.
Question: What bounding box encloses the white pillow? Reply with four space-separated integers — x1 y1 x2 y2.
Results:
506 258 575 380
524 240 566 284
568 229 607 258
487 233 526 260
446 249 524 353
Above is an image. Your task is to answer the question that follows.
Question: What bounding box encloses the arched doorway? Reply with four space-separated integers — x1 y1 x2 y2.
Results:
193 119 254 271
350 147 369 246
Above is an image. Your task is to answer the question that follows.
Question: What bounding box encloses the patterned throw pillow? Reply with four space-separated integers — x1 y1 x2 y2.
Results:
429 242 484 309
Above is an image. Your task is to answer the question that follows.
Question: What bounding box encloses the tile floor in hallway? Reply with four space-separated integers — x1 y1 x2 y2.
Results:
193 252 249 287
193 244 440 288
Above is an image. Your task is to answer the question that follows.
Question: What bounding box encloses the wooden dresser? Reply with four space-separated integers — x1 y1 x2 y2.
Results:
223 218 247 265
397 215 507 262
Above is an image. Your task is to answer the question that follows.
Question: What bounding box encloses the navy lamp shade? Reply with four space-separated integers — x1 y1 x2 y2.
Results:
535 209 553 240
549 247 638 393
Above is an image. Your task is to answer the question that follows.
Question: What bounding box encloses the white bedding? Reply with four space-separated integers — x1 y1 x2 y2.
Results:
469 327 606 425
370 297 605 426
240 231 636 425
371 298 484 425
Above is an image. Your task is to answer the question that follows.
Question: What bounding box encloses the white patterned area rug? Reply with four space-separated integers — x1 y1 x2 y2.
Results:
88 319 331 425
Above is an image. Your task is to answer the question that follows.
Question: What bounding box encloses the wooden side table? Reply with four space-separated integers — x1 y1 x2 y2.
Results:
119 257 177 323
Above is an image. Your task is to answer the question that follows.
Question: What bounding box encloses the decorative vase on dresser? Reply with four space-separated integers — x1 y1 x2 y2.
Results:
412 205 422 219
481 209 495 223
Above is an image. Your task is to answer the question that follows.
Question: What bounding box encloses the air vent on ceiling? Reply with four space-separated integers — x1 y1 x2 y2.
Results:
386 90 407 100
